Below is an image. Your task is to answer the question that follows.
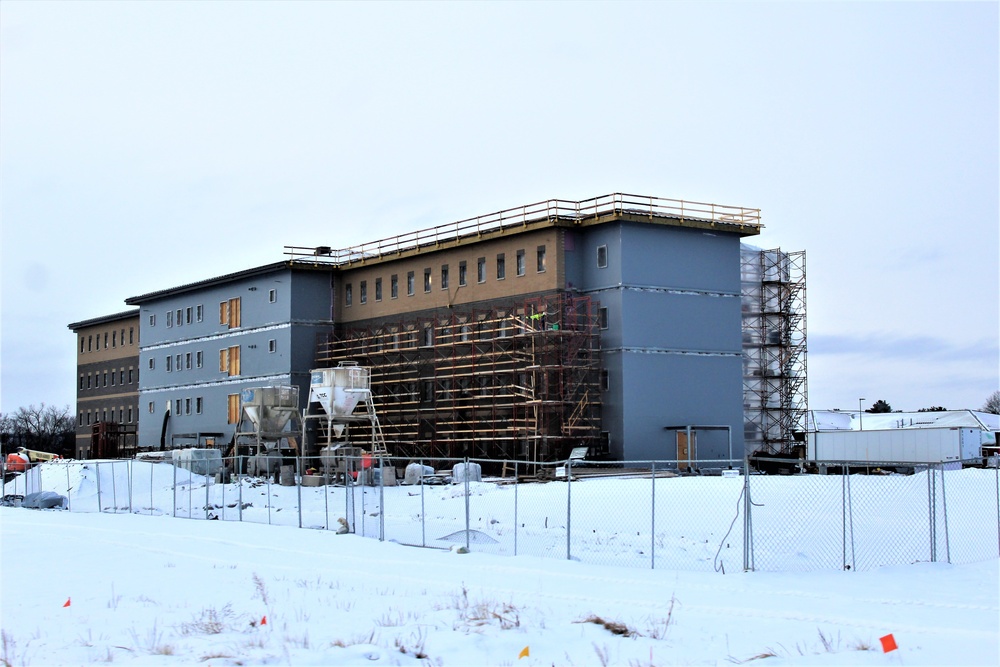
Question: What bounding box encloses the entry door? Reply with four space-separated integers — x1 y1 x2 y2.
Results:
676 431 696 470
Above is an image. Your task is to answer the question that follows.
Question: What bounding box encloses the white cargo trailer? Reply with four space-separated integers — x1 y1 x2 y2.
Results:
806 427 981 464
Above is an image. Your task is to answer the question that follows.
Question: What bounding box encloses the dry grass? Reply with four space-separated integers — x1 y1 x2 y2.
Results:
577 615 637 637
179 604 246 636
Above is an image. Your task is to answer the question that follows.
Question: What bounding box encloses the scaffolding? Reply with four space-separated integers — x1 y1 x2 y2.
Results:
741 248 808 455
315 293 602 463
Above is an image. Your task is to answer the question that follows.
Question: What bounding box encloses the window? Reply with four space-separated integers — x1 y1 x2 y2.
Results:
459 261 467 286
185 398 191 415
391 274 399 299
477 257 486 283
268 289 276 303
496 253 506 280
268 339 276 353
441 265 449 290
186 307 192 324
176 309 182 326
104 332 108 348
166 310 173 328
110 371 115 386
601 369 610 391
149 314 156 327
86 412 91 426
220 297 241 328
196 351 203 368
128 368 134 383
423 268 432 293
599 307 609 330
195 398 203 415
149 401 155 414
166 355 172 372
129 327 134 344
537 245 546 272
103 372 108 387
128 406 133 423
118 408 123 423
196 305 203 322
185 352 192 369
112 331 117 348
220 345 241 376
407 271 415 296
79 375 84 390
360 281 367 304
422 325 434 347
345 283 353 306
78 412 83 426
597 244 608 269
227 394 240 424
516 250 525 276
119 369 124 384
176 354 182 371
148 358 155 370
88 335 93 351
375 277 383 302
87 374 92 389
80 337 85 354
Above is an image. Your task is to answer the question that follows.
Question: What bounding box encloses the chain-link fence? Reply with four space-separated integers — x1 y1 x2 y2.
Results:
3 455 998 573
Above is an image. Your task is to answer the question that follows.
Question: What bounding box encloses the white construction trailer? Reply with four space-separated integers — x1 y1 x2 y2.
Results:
806 426 982 465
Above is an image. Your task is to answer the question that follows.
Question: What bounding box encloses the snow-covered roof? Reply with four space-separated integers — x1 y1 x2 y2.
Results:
806 409 1000 433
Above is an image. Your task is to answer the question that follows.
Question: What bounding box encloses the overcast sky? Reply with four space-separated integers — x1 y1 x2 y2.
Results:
1 1 997 416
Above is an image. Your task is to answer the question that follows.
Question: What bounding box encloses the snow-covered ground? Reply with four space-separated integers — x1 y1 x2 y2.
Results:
2 462 998 665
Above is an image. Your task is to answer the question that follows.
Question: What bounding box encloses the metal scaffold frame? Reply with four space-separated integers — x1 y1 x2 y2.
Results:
315 293 602 463
741 249 808 455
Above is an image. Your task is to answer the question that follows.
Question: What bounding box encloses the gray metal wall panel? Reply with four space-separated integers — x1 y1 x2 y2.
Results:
619 290 741 352
619 222 741 294
620 352 744 461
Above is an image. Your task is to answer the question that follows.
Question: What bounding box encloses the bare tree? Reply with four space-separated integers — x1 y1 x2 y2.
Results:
0 403 74 454
982 390 1000 415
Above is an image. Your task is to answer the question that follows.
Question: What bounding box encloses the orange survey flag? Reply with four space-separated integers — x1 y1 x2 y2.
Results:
518 646 529 659
880 634 898 653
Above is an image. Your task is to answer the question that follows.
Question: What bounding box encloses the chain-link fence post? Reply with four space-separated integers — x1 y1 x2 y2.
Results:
996 465 1000 557
566 459 572 561
66 464 72 512
149 460 154 516
420 459 426 547
172 461 177 518
928 468 937 562
238 457 244 522
940 465 951 564
379 456 385 542
267 467 272 526
128 459 133 514
205 463 211 520
96 461 103 512
651 461 656 569
464 457 471 552
514 460 519 557
743 456 753 572
297 454 303 529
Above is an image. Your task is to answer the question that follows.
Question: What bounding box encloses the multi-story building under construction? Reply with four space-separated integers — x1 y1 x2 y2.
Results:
110 192 805 463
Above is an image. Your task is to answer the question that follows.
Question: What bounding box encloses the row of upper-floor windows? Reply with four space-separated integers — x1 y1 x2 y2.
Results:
146 292 278 330
146 291 275 330
344 246 547 307
80 367 136 390
146 397 204 417
79 326 136 354
79 405 134 426
146 341 275 376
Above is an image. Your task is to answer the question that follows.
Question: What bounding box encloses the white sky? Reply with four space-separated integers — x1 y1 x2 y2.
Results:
1 1 997 414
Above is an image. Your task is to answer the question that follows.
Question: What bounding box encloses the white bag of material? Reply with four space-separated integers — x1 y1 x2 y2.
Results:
403 463 434 485
451 461 481 484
